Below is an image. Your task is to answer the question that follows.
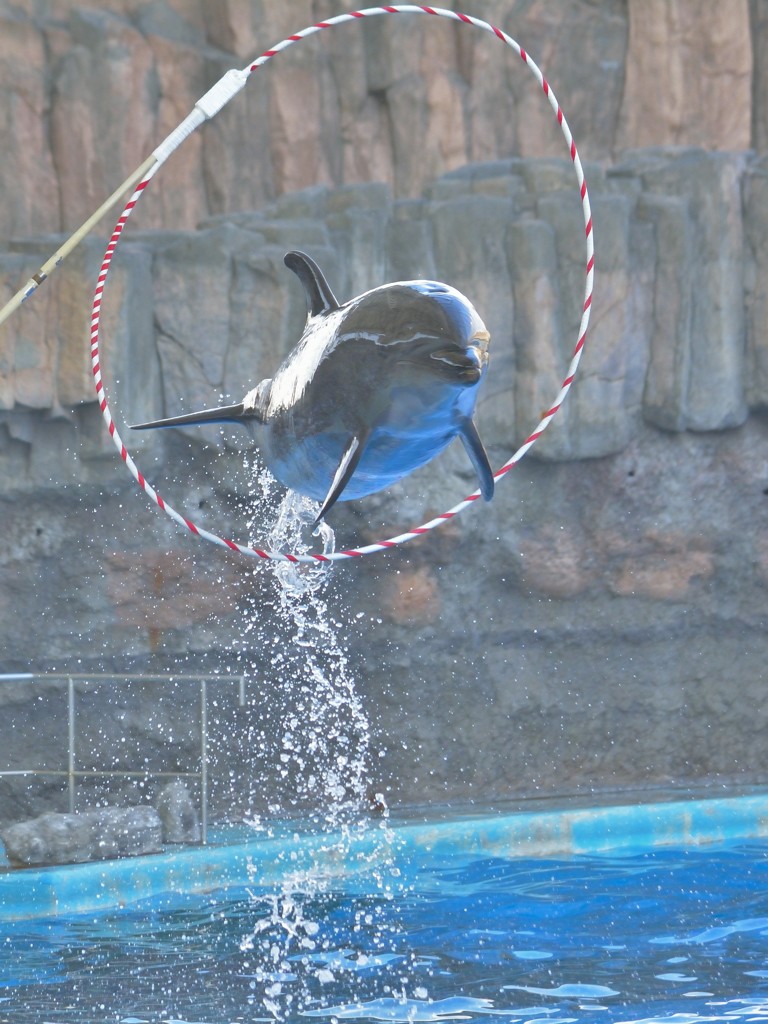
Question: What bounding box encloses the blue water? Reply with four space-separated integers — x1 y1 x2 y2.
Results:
1 841 768 1023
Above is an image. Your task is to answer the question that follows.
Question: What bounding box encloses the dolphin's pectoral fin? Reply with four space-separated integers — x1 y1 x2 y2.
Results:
284 251 340 318
130 402 248 430
458 419 495 501
315 431 370 523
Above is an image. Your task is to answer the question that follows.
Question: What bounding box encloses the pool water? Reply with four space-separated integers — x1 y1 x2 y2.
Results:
1 841 768 1023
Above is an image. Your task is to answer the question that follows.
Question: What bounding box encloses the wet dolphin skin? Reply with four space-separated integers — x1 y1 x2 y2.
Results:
131 251 494 521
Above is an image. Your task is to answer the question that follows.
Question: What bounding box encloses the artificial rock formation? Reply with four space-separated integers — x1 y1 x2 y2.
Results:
1 807 163 866
156 779 201 843
0 1 767 817
0 0 763 242
0 149 755 460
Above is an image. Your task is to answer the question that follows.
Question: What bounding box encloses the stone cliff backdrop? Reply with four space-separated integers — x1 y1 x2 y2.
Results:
1 0 767 823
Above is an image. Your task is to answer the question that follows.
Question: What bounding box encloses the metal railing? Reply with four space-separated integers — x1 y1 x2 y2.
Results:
0 673 248 844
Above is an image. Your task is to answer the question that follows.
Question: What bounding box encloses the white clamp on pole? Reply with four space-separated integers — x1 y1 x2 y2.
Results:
153 68 250 166
0 67 250 330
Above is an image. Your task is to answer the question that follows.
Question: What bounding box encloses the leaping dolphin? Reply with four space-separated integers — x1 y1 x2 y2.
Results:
131 250 494 521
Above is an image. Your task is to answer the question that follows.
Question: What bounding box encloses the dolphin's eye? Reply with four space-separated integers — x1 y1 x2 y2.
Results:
469 329 490 356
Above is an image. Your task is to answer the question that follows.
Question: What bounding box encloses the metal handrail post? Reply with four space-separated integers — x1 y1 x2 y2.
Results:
67 678 76 814
200 678 208 845
0 672 242 840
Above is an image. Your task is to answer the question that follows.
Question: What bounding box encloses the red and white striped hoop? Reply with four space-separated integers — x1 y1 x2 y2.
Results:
91 5 594 563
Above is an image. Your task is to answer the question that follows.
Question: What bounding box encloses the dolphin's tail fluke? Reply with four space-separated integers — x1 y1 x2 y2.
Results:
130 402 247 431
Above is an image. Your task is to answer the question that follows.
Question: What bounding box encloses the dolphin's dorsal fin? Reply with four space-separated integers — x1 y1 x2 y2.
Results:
284 250 340 318
314 430 369 523
458 418 495 501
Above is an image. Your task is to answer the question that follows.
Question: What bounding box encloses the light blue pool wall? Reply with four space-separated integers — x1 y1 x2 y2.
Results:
1 793 767 921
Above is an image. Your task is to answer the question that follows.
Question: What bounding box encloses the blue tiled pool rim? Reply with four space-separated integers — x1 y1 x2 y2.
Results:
1 791 767 921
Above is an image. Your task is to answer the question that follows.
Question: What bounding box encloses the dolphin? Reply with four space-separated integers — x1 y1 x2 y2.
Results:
131 250 494 521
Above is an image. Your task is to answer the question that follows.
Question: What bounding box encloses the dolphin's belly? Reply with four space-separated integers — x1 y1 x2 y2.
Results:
263 427 457 502
261 325 487 505
262 382 477 503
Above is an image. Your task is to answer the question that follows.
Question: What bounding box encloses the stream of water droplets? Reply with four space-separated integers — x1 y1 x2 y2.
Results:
230 459 400 1019
235 461 373 826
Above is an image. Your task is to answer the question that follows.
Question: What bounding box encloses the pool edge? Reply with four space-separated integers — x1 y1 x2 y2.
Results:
1 792 767 921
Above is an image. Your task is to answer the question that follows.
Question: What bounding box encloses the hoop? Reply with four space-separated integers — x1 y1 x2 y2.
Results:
91 5 594 564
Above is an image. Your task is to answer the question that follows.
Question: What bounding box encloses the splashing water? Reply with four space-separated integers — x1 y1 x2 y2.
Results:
231 458 399 1019
236 461 372 827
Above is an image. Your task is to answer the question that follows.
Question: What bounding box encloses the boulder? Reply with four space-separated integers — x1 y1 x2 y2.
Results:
1 807 163 867
156 780 201 843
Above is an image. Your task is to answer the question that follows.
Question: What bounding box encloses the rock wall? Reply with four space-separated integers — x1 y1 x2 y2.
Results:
0 0 767 825
0 0 764 238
